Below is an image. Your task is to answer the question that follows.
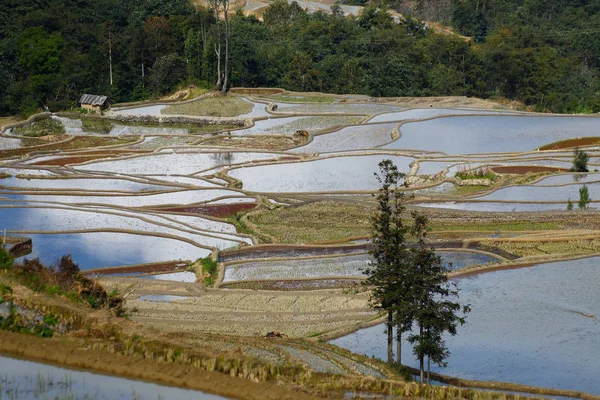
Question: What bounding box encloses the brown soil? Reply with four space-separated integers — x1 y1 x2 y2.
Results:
491 165 568 174
85 261 189 276
538 137 600 150
157 203 257 218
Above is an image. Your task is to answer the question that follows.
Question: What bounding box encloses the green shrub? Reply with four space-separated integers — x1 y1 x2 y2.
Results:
0 247 13 270
200 257 218 286
571 148 589 172
12 117 65 137
579 184 591 209
455 166 496 181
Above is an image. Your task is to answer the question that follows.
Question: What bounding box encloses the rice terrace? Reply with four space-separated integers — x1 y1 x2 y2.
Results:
2 87 600 399
3 0 600 397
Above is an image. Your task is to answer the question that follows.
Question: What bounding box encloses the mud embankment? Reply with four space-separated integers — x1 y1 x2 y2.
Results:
0 331 316 400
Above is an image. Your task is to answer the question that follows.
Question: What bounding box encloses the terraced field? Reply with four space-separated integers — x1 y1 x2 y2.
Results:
3 90 600 397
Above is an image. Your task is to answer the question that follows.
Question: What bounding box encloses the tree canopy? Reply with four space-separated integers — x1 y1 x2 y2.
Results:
2 0 600 115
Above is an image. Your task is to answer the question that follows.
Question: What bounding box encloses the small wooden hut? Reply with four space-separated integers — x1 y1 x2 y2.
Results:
79 94 110 113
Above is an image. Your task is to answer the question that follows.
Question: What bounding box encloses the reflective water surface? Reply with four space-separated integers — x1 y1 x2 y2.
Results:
331 257 600 394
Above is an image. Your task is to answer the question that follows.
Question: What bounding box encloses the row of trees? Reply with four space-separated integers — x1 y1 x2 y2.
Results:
2 0 600 115
364 160 469 382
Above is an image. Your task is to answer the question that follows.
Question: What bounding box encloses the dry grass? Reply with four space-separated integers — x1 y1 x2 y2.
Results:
431 221 561 232
162 96 253 117
0 116 23 129
272 95 338 103
489 237 600 257
249 201 374 244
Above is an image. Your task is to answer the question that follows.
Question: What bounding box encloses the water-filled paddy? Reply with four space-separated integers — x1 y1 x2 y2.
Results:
113 104 167 115
475 182 600 202
331 257 600 394
292 124 397 153
274 103 402 115
228 155 414 193
0 206 246 249
0 136 22 149
16 232 208 269
385 115 600 154
147 271 197 282
368 108 509 123
224 251 500 282
415 201 572 212
4 188 243 207
535 173 600 185
234 115 361 135
75 152 280 175
53 116 189 136
0 355 225 399
0 176 170 192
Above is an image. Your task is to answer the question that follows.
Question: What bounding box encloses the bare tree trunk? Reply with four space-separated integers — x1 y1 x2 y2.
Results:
387 310 393 364
427 355 431 384
211 2 223 90
396 330 401 365
221 0 230 95
419 325 425 383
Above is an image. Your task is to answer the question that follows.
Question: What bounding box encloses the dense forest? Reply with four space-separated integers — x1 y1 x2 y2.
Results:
1 0 599 115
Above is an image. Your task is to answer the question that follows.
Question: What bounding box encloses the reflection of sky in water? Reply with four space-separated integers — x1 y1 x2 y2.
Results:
535 173 600 186
225 251 499 282
478 182 600 202
75 152 278 175
292 124 396 153
331 257 600 394
17 232 208 270
113 104 167 115
416 202 573 212
229 155 414 192
0 355 225 400
0 176 168 192
370 108 510 123
3 189 239 207
385 116 600 154
0 206 246 250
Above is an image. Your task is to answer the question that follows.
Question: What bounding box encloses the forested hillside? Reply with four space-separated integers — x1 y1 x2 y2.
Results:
1 0 599 115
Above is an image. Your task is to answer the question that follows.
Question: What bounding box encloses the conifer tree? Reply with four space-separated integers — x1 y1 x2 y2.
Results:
407 212 470 383
364 160 412 364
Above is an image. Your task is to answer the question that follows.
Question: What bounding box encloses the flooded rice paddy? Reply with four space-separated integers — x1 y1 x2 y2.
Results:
0 355 226 399
331 257 600 394
234 115 362 135
368 108 511 123
385 115 600 154
223 251 500 282
228 155 414 193
4 97 600 394
292 123 397 153
16 232 207 269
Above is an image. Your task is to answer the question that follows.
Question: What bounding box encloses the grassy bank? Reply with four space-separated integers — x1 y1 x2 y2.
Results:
12 117 65 137
248 201 374 244
162 96 253 117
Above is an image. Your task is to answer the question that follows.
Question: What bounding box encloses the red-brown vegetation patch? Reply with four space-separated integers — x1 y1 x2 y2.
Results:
491 165 568 174
86 260 189 276
538 137 600 150
157 203 257 218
